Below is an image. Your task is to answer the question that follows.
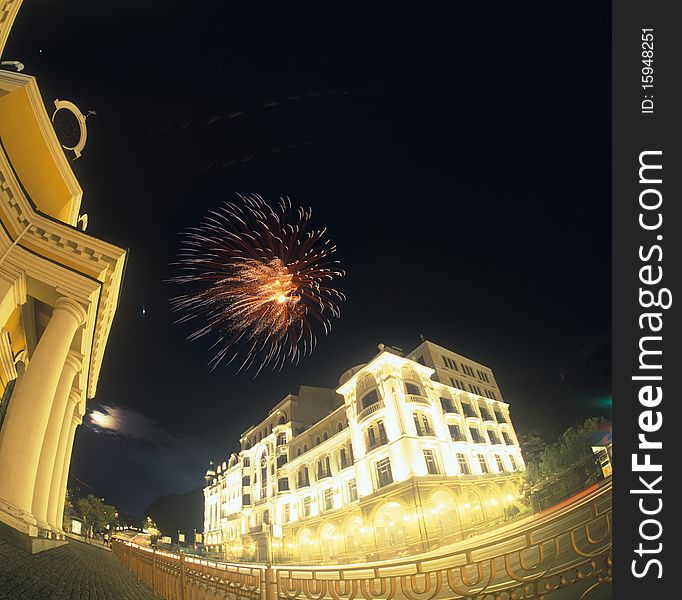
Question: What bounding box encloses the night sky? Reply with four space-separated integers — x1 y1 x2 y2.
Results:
6 1 611 514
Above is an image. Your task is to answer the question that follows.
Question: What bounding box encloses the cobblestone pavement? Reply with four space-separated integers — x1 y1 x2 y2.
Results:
0 534 159 600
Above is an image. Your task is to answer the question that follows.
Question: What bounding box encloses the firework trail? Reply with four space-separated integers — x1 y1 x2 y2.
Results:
169 194 346 374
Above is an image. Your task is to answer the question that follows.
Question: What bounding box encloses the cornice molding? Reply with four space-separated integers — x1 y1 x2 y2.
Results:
0 110 126 400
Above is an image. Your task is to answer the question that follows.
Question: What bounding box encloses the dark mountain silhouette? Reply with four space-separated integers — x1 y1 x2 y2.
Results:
145 487 203 540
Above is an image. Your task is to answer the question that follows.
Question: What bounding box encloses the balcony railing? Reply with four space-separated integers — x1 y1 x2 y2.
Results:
405 394 430 406
357 400 384 422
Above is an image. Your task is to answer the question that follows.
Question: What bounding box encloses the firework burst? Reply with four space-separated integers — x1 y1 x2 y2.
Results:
169 194 346 373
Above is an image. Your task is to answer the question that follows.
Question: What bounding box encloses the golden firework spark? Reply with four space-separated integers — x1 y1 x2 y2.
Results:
169 194 345 373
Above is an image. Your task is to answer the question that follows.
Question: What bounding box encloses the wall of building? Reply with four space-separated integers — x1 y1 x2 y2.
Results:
204 343 527 563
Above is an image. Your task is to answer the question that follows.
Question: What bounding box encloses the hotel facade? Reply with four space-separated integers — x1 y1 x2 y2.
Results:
204 341 526 563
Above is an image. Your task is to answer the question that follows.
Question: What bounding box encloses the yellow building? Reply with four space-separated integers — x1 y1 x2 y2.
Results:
204 341 526 564
0 1 126 550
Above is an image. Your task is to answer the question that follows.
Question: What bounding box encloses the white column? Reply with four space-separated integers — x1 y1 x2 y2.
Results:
53 409 82 533
32 351 82 530
0 296 87 529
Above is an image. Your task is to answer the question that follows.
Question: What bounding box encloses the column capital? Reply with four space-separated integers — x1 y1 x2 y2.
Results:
68 388 81 405
54 296 88 327
64 350 84 375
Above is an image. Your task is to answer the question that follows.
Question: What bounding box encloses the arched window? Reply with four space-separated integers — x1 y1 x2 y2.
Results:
260 457 268 497
405 382 422 396
278 414 287 425
315 436 321 446
323 431 329 441
337 422 343 432
360 390 380 410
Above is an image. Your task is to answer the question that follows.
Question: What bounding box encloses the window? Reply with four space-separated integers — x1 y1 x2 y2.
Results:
302 496 312 517
366 420 388 451
495 454 506 472
243 457 250 467
405 382 422 396
323 488 334 511
456 453 470 475
416 356 425 365
242 475 250 487
376 458 393 488
510 454 518 470
423 449 440 474
440 397 456 413
283 504 291 523
413 412 432 436
469 427 485 444
348 479 358 502
495 410 506 423
443 356 459 371
278 477 290 492
323 431 329 441
338 422 343 432
339 448 348 469
297 448 301 457
469 383 484 396
502 431 514 445
486 389 497 400
276 453 288 468
360 390 380 410
298 467 310 488
277 433 287 446
461 402 477 418
478 454 489 474
448 424 466 442
480 407 494 421
488 430 501 445
243 494 251 506
315 436 321 446
260 458 268 498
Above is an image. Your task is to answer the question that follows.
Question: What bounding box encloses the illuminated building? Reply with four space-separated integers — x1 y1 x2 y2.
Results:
203 341 526 563
0 2 126 550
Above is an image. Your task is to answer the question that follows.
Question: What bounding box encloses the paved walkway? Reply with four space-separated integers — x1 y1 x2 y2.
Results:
0 533 159 600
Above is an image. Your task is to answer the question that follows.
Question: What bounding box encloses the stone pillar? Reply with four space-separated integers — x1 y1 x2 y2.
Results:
47 389 80 530
32 351 82 530
0 296 87 532
53 409 81 533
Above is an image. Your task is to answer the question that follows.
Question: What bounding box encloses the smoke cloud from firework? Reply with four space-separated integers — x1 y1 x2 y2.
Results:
169 194 345 373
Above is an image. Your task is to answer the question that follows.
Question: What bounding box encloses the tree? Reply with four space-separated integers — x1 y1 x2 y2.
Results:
519 430 547 485
73 494 119 538
524 418 611 485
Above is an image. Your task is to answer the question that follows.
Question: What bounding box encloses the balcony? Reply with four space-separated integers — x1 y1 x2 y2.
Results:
405 394 431 406
357 400 385 422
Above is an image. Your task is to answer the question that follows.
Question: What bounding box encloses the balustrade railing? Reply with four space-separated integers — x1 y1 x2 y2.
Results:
356 400 384 422
113 480 611 600
404 394 431 406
